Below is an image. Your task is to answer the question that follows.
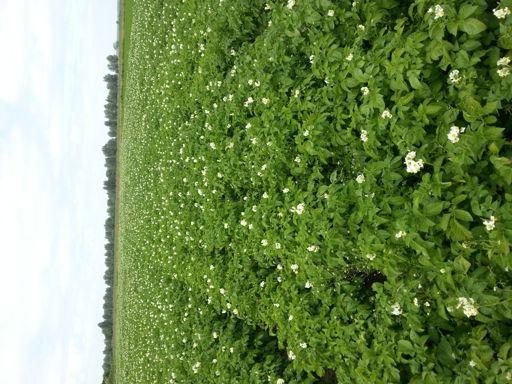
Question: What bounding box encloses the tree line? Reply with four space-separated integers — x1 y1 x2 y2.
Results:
99 48 118 384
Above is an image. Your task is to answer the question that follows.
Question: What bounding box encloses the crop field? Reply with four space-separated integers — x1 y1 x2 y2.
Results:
115 0 512 383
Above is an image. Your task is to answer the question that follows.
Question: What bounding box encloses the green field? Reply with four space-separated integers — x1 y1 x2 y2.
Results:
115 1 512 383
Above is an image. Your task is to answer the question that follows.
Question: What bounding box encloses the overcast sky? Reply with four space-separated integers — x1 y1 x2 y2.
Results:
0 0 117 382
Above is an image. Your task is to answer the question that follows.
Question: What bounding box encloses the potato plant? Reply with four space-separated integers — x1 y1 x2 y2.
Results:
116 0 512 383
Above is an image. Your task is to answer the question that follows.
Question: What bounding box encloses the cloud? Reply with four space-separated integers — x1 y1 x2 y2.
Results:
0 0 119 383
0 0 28 103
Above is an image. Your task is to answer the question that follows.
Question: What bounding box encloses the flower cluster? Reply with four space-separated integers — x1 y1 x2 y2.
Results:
290 203 305 215
381 109 392 119
449 69 461 84
483 216 496 231
447 125 465 143
497 57 511 78
360 130 368 142
494 6 511 19
391 302 402 315
456 297 478 317
427 5 444 19
404 151 424 174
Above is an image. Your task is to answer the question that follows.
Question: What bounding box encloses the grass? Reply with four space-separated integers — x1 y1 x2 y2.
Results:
112 0 134 383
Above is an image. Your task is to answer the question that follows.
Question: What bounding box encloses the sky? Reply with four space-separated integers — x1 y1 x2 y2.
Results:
0 0 117 382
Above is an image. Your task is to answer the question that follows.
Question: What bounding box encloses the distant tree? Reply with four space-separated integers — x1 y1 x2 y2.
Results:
99 46 119 382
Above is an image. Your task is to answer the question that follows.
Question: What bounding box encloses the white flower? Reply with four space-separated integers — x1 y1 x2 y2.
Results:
250 137 257 145
291 264 299 273
244 96 254 106
233 308 239 315
498 67 511 78
287 0 295 9
274 303 280 307
192 361 201 373
440 268 446 274
240 219 247 226
483 215 496 231
323 193 329 199
261 239 269 246
498 57 511 66
290 203 305 215
277 263 283 270
457 297 478 317
404 151 425 174
391 302 402 315
413 298 419 306
262 97 270 105
282 188 289 193
424 301 430 307
356 174 365 184
381 109 392 119
327 10 334 17
309 55 315 64
469 360 476 367
277 379 285 384
494 7 511 19
449 69 461 84
288 314 294 321
395 230 406 238
357 24 365 31
346 52 354 61
365 253 376 261
447 125 463 143
303 129 309 137
260 281 265 288
434 5 444 19
262 192 269 199
360 130 368 142
209 142 216 150
287 350 296 360
213 332 218 339
252 205 258 212
275 242 282 249
307 245 319 252
300 342 308 349
226 142 234 149
361 86 369 96
277 276 283 282
305 281 313 289
294 155 301 163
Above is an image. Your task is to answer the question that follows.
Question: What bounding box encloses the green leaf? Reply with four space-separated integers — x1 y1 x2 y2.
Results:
454 255 471 274
449 218 472 241
499 32 512 49
407 71 422 89
454 209 473 222
437 337 456 368
425 103 444 115
397 340 415 355
446 21 458 36
423 201 444 216
438 213 451 231
451 194 467 205
460 18 487 36
458 4 478 20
